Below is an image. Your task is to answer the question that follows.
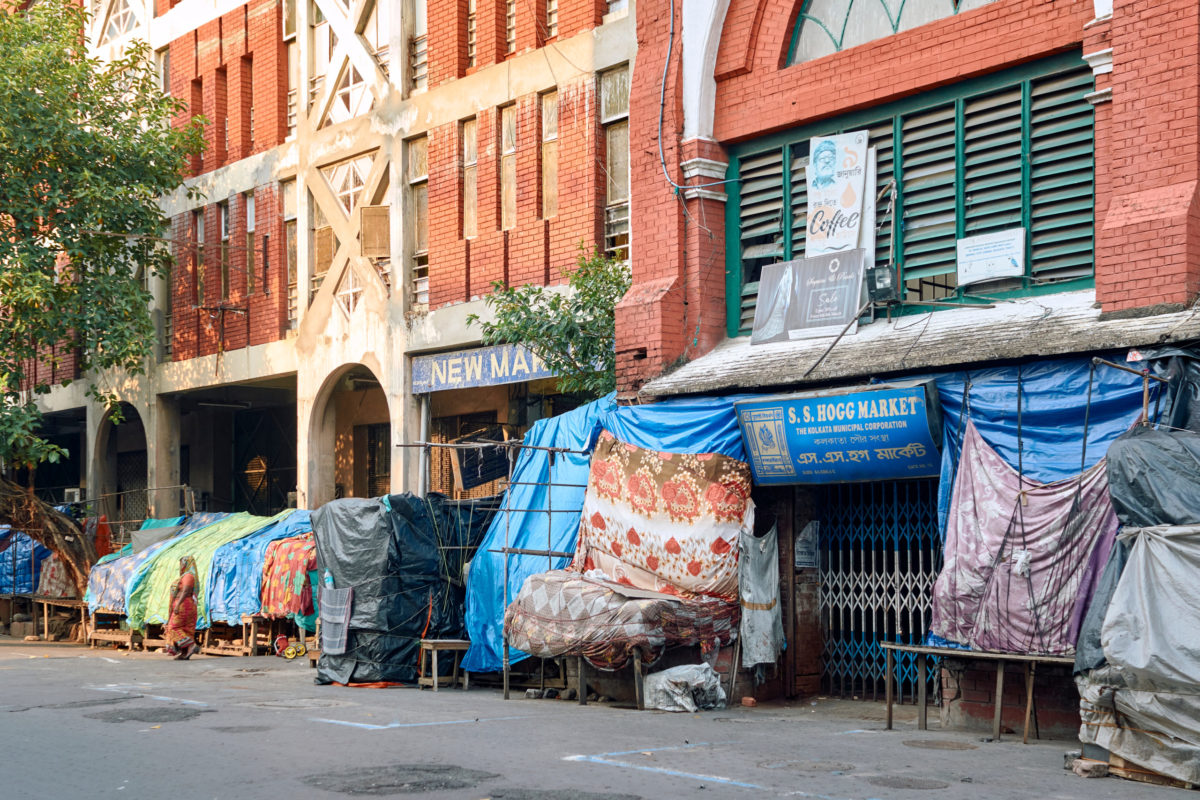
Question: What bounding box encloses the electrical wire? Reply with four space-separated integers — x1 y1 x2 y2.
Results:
657 0 739 192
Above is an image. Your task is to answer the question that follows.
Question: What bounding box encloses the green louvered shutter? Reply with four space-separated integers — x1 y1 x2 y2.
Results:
736 148 785 334
1028 66 1094 281
867 119 896 274
963 86 1024 237
789 146 808 260
899 102 957 293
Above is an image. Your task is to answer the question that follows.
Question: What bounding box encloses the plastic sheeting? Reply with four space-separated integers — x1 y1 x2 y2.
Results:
131 524 184 554
598 394 753 461
462 393 753 674
313 494 500 685
1103 526 1200 692
125 512 288 630
1074 540 1132 673
1074 424 1200 672
86 513 227 613
643 663 727 712
929 356 1160 535
461 398 614 674
0 528 51 594
1106 426 1200 527
207 510 312 625
1076 525 1200 785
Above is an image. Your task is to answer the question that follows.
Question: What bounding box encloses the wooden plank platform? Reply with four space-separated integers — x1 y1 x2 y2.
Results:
201 616 265 657
1108 754 1197 790
87 608 141 650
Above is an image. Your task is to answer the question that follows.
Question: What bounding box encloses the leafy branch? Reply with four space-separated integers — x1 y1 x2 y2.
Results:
467 246 631 399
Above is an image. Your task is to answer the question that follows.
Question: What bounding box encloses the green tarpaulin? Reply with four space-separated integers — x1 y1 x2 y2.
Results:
125 511 291 630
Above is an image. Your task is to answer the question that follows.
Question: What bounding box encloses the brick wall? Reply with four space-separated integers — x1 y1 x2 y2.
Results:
428 1 607 84
166 186 287 360
712 0 1091 144
618 0 1200 392
941 660 1080 739
426 75 604 308
1096 0 1200 311
171 0 286 174
615 0 726 396
161 0 288 359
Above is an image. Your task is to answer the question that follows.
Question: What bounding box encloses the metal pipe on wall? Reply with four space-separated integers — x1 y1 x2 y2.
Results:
417 394 430 497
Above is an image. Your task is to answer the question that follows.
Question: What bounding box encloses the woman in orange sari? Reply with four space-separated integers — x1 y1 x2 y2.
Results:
164 556 199 659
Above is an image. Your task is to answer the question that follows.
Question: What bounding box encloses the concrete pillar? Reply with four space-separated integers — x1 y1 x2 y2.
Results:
148 396 182 518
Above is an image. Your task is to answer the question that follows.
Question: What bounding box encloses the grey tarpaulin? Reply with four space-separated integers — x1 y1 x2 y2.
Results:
738 523 783 671
130 524 183 554
1076 525 1200 784
1076 425 1200 671
312 493 499 685
1105 426 1200 528
1073 539 1131 673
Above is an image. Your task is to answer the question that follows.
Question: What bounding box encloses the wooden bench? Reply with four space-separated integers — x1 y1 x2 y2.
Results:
880 642 1075 743
418 639 471 691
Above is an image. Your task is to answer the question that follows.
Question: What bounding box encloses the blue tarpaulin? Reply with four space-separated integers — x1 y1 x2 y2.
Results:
598 394 752 461
0 528 52 595
929 355 1163 536
207 509 312 625
86 513 228 614
461 392 751 674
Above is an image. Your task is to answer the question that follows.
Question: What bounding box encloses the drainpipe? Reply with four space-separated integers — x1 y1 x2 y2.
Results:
417 394 430 497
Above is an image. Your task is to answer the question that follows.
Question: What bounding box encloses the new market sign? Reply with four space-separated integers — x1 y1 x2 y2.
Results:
734 381 943 485
412 344 554 393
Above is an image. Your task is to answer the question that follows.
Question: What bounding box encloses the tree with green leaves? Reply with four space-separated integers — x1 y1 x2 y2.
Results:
0 0 204 595
467 246 631 400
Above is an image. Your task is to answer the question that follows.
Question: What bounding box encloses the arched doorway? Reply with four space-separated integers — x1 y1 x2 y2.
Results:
309 364 391 506
93 403 148 544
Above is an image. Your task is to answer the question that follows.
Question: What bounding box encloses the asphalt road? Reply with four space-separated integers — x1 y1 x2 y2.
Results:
0 640 1179 800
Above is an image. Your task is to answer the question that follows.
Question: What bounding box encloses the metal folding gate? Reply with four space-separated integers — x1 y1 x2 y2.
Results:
818 478 941 702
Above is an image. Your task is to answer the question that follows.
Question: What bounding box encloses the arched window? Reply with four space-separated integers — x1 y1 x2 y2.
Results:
100 0 137 44
787 0 998 65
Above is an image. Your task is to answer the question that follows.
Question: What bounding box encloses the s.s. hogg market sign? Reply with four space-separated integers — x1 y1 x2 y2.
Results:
412 343 555 393
734 382 943 484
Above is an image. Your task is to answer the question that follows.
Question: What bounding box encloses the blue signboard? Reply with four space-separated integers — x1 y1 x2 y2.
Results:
412 343 555 394
734 383 942 484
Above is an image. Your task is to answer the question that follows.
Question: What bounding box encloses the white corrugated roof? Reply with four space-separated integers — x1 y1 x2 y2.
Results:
640 291 1200 398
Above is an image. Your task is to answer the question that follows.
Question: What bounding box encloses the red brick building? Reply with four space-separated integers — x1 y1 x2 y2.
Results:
616 0 1200 733
43 0 634 530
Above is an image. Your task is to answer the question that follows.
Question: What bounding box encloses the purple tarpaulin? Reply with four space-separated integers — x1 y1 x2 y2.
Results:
930 421 1119 655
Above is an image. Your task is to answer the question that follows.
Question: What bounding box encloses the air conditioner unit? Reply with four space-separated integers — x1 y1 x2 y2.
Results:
64 487 84 504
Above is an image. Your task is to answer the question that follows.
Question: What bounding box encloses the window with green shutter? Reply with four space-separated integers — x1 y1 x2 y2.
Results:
725 53 1095 336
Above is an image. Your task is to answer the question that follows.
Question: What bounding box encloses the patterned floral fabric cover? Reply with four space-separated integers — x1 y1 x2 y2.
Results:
260 534 316 618
505 431 753 668
570 430 753 601
505 570 738 670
